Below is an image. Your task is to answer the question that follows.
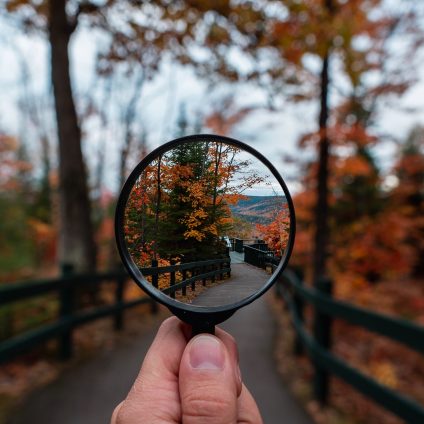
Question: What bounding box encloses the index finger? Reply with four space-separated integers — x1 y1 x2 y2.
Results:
112 316 189 423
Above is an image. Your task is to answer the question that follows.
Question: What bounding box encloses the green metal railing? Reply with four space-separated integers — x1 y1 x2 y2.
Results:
275 267 424 423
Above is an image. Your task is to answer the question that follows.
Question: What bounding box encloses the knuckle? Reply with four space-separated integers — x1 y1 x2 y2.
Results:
113 401 130 424
182 388 235 423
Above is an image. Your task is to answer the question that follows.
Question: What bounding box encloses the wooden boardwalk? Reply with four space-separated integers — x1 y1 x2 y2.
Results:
192 262 270 307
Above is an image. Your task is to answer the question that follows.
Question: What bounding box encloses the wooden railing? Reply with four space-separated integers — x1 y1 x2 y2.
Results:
231 238 264 253
0 257 231 364
143 257 231 298
243 245 275 268
0 265 155 363
272 266 424 423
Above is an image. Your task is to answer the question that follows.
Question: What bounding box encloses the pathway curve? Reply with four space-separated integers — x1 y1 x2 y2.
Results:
7 298 311 424
192 262 269 307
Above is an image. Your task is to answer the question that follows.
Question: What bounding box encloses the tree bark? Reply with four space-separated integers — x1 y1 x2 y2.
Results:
49 0 96 272
154 156 162 260
312 0 334 285
312 52 330 285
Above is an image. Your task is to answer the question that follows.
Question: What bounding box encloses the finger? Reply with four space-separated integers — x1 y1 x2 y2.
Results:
179 334 239 424
110 401 124 424
113 317 188 423
237 384 263 424
215 327 242 396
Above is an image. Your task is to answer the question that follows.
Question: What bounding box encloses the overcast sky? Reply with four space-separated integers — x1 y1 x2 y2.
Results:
1 11 423 196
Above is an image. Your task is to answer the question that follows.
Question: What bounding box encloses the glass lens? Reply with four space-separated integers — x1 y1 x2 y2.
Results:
123 139 291 308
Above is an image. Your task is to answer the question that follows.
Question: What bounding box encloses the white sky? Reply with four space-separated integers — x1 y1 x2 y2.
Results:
1 10 424 196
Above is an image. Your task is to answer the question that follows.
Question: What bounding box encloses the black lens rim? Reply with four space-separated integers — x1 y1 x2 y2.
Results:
115 134 296 318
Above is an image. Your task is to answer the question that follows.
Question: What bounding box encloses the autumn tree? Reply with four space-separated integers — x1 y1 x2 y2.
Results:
271 1 420 283
194 1 423 285
3 0 263 271
389 125 424 277
256 204 290 257
0 133 35 276
3 1 100 271
125 140 264 265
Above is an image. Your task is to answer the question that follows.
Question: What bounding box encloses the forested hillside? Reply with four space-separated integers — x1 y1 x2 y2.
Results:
230 196 287 224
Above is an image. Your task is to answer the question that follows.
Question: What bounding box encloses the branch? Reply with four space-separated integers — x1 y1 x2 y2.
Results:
68 1 101 34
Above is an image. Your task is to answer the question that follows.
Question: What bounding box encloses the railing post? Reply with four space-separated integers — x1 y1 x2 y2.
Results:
59 263 74 360
202 265 206 286
151 259 158 289
150 298 159 314
191 268 196 291
182 269 187 296
313 277 333 405
170 259 176 299
114 266 125 331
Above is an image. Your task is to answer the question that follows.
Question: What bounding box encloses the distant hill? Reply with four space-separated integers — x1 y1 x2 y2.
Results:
230 195 287 224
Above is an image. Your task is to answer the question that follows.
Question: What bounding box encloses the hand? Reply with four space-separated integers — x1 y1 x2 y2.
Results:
111 316 263 423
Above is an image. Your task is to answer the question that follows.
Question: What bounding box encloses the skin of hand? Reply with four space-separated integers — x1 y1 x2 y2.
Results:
110 316 263 424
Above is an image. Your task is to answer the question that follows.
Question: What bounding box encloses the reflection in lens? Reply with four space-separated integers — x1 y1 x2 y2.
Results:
124 140 290 307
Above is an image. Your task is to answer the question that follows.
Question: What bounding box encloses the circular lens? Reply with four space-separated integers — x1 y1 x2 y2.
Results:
117 136 294 311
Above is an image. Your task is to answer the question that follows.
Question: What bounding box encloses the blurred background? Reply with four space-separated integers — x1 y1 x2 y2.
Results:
0 1 423 423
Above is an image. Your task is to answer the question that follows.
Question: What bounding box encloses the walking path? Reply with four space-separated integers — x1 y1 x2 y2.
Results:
230 250 244 263
7 297 311 424
192 262 269 307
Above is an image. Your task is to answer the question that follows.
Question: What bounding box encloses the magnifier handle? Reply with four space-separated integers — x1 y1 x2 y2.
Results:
191 323 215 337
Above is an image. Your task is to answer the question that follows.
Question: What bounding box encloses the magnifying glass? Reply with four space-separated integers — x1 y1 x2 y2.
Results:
115 134 295 336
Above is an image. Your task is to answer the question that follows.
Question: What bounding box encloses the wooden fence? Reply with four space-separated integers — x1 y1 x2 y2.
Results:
244 245 275 268
273 267 424 423
143 257 230 298
0 257 231 364
240 244 424 421
231 238 264 253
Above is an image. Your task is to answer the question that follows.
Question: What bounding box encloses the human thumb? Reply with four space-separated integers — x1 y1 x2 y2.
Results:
179 334 239 424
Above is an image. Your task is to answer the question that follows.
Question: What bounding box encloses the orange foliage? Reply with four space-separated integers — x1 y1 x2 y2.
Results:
256 205 290 256
0 134 32 191
332 212 416 284
28 218 57 267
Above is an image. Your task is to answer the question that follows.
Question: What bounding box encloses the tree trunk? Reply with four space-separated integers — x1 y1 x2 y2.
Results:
312 52 330 285
49 0 96 272
154 156 162 260
211 143 223 223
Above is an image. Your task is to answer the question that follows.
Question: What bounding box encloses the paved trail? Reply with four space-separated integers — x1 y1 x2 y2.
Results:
230 250 244 263
8 297 311 424
192 262 269 307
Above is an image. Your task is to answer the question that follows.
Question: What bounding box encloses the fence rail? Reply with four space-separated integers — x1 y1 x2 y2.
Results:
144 257 231 298
231 238 264 253
0 265 158 364
0 257 231 364
274 266 424 423
244 245 275 268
